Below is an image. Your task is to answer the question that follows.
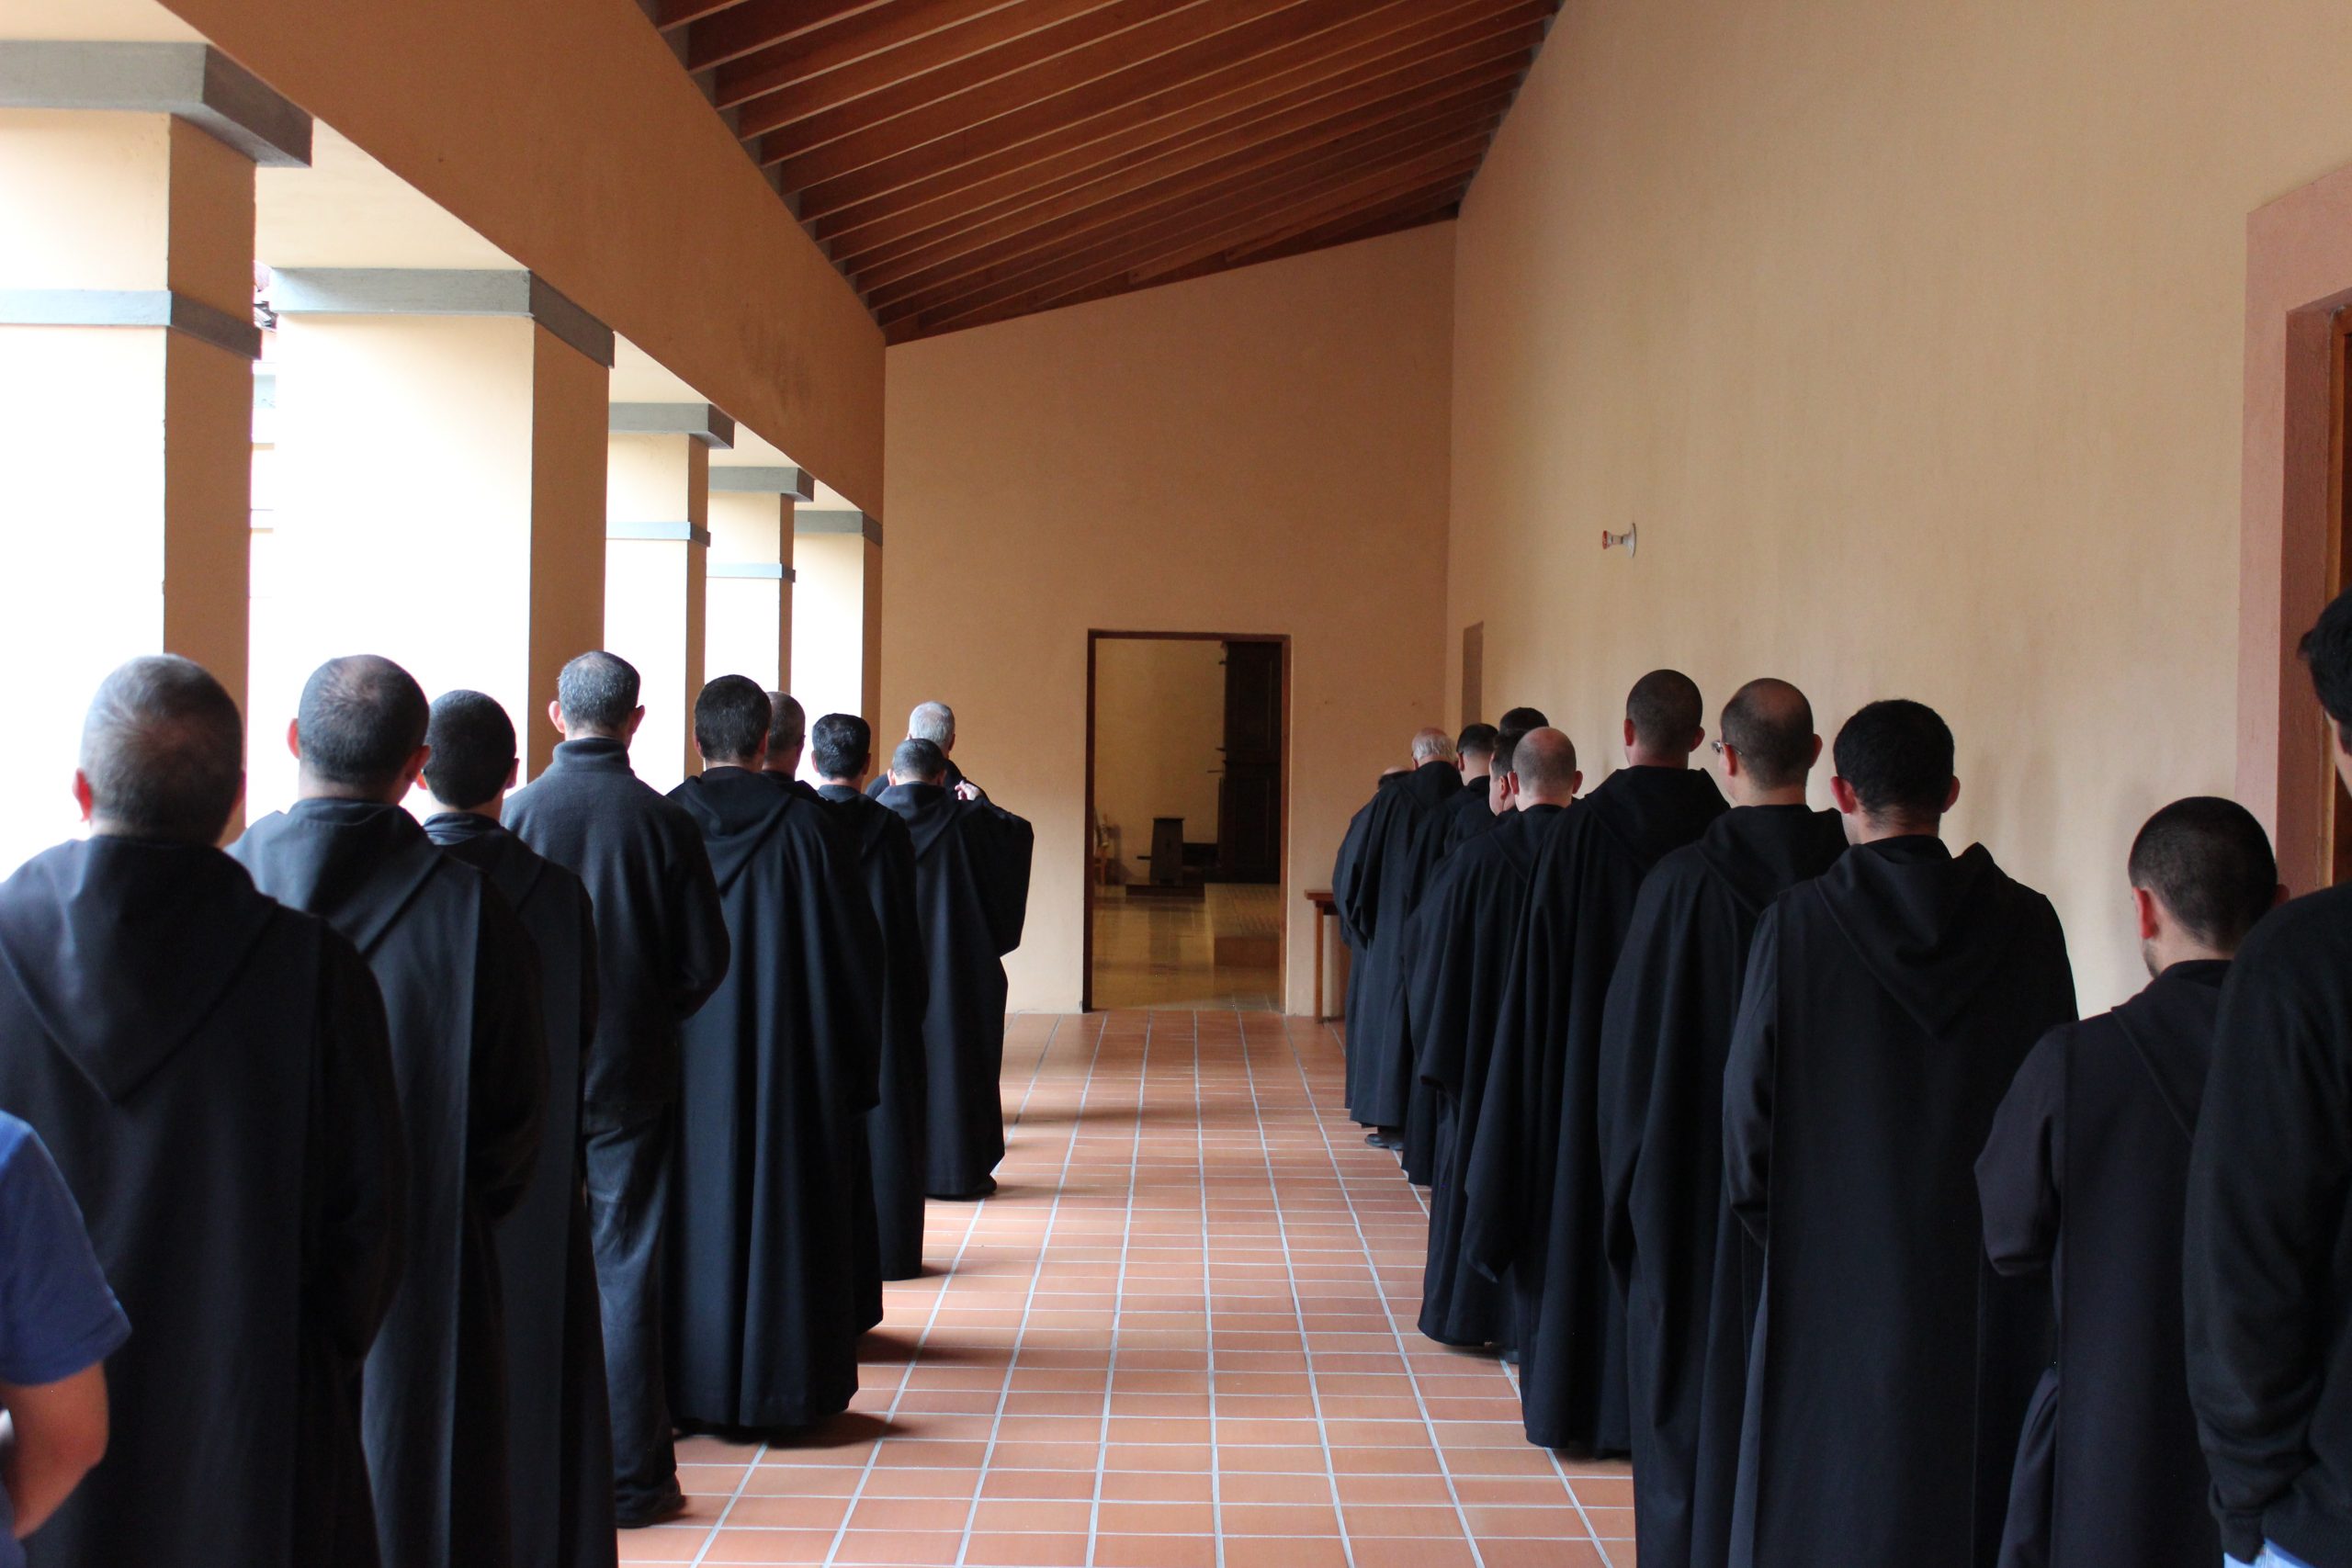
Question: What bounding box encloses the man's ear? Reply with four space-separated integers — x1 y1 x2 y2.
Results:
2274 882 2291 909
1569 769 1585 797
1804 734 1824 769
2133 885 2162 943
285 717 302 762
503 759 520 791
1943 776 1962 814
1829 775 1862 817
546 700 566 739
71 770 96 826
625 706 646 741
1688 727 1706 756
400 743 432 796
1622 718 1636 752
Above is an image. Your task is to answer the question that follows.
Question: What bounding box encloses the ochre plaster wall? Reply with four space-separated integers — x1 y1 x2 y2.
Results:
884 225 1456 1014
153 0 886 509
1449 0 2352 1010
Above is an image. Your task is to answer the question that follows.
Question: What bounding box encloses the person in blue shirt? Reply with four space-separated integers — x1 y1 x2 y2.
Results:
0 1112 125 1564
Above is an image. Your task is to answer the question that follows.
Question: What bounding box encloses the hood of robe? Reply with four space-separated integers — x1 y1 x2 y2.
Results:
1697 805 1849 916
1403 759 1462 809
232 798 443 957
817 784 894 859
1581 765 1728 871
423 811 546 912
2112 958 2228 1142
1815 834 2025 1041
0 838 282 1103
669 768 795 894
878 782 956 858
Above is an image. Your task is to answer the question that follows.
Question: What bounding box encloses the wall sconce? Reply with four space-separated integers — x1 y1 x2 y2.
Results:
1600 523 1637 558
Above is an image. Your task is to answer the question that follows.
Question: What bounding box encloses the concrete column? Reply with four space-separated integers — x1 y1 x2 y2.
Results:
261 269 612 814
707 465 811 694
790 508 885 739
0 43 310 871
606 408 726 791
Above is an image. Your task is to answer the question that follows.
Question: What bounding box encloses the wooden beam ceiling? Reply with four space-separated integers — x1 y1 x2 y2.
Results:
648 0 1556 340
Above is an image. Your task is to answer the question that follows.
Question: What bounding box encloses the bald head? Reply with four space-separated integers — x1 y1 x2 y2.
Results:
294 654 430 803
1719 678 1820 800
1512 728 1581 806
1410 727 1455 765
78 655 244 843
1626 670 1704 763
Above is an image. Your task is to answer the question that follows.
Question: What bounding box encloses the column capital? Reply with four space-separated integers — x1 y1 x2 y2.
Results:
709 465 814 502
610 401 735 448
268 268 615 367
794 508 883 546
0 40 311 167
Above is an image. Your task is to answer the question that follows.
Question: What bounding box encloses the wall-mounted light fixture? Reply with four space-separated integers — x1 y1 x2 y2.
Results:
1600 523 1637 558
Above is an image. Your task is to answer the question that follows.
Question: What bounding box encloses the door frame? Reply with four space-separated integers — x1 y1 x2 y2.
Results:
1081 629 1291 1013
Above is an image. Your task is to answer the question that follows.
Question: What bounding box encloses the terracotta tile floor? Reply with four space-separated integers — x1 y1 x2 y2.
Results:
625 1010 1632 1566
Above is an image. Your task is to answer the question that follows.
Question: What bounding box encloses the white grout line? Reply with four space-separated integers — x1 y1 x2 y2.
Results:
1084 1011 1150 1567
1188 1011 1228 1568
948 1014 1109 1567
817 1014 1077 1567
1232 1011 1360 1568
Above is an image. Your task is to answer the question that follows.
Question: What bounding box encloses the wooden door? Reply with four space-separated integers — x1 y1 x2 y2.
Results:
1216 640 1283 883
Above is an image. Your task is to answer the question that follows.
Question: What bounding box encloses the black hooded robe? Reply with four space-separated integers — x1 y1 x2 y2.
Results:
1340 760 1463 1131
233 798 547 1568
1408 803 1560 1348
1596 806 1847 1568
666 768 883 1428
1723 835 2075 1568
819 784 932 1284
1462 765 1726 1453
1440 773 1497 852
425 813 618 1568
879 782 1035 1199
1330 773 1403 1051
0 838 404 1568
1974 960 2226 1568
503 735 729 1518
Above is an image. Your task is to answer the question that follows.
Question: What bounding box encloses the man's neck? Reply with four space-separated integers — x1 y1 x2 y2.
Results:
458 799 503 822
1737 785 1812 808
295 773 400 806
1624 749 1690 769
562 728 628 746
1850 815 1940 846
821 776 864 791
702 757 761 774
1519 793 1574 810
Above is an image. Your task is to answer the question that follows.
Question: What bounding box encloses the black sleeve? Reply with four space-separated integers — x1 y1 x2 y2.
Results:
309 929 406 1365
469 892 548 1224
575 892 602 1116
667 821 730 1022
1723 907 1781 1244
1976 1031 2064 1276
2185 936 2352 1556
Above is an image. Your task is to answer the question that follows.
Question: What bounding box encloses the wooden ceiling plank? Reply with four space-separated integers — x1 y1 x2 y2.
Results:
765 0 1434 194
789 0 1546 218
1192 176 1469 268
882 127 1491 327
673 0 892 61
893 148 1480 341
854 82 1515 301
699 0 1010 80
730 0 1176 131
657 0 763 29
828 11 1543 263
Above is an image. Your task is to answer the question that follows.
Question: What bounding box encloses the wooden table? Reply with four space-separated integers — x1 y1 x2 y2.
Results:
1306 889 1343 1020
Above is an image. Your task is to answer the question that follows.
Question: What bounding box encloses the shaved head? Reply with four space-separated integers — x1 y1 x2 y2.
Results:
1411 727 1455 764
80 655 243 843
1497 706 1548 740
1513 727 1580 802
1720 679 1817 791
1627 670 1704 758
297 655 429 795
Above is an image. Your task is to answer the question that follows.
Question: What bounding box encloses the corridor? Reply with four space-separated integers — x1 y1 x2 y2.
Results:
627 1011 1632 1567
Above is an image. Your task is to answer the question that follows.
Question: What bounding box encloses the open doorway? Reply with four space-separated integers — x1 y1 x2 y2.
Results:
1083 632 1287 1011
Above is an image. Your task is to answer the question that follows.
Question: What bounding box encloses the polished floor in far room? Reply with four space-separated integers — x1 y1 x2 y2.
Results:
622 1010 1631 1567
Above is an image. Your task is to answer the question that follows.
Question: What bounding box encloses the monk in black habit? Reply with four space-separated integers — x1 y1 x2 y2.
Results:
812 713 932 1288
1436 723 1500 851
1332 767 1408 1045
667 678 883 1429
0 657 403 1568
880 738 1035 1200
503 650 729 1526
1409 728 1581 1350
1975 798 2273 1568
1462 671 1724 1454
2187 591 2352 1568
864 700 981 798
1596 679 1844 1568
1723 698 2075 1568
1340 727 1462 1147
423 692 618 1568
233 654 548 1568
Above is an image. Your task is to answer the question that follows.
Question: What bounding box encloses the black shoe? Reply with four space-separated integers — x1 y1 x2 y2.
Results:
616 1486 687 1529
1364 1127 1404 1150
933 1175 997 1201
1499 1348 1521 1367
